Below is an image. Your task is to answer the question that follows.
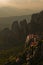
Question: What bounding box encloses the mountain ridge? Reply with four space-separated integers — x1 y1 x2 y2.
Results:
0 15 31 31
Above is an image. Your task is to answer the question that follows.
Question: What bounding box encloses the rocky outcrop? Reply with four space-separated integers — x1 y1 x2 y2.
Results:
0 11 43 49
30 11 43 33
20 19 28 42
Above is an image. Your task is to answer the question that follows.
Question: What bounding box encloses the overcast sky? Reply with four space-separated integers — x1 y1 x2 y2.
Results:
0 0 43 17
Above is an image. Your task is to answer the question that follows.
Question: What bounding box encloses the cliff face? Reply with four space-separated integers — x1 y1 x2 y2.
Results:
0 15 31 31
20 19 28 42
0 19 28 49
0 11 43 49
30 11 43 34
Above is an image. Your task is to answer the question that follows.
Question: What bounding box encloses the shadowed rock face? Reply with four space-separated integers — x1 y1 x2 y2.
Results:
28 23 31 34
11 21 21 45
0 11 43 49
20 19 28 42
30 11 43 34
0 19 28 49
0 11 43 65
12 21 19 33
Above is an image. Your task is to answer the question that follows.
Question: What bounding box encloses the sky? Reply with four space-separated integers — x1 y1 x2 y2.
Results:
0 0 43 17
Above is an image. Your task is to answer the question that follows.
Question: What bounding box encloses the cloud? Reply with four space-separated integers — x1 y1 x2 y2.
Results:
8 0 43 10
0 0 43 10
0 0 43 17
31 0 40 2
0 0 9 7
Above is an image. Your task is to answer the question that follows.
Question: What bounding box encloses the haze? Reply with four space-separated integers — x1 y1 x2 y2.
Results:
0 0 43 17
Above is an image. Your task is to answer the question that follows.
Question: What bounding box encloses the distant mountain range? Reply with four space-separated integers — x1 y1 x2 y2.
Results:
0 15 31 31
0 7 40 17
